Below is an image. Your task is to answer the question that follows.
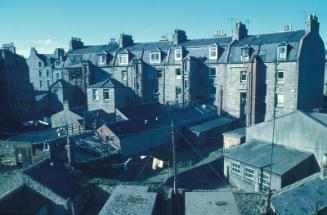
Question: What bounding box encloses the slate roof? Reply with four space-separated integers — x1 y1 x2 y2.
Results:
9 128 59 144
307 112 327 127
88 78 120 88
23 159 82 198
98 185 157 215
185 191 241 215
64 29 305 66
0 185 51 215
66 43 119 55
109 103 217 137
189 116 236 134
223 127 246 138
271 173 327 215
224 140 313 175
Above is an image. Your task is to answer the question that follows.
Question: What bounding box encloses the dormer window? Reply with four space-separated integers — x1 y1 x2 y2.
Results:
98 55 107 65
277 45 287 60
241 47 250 61
175 49 182 61
209 47 218 60
150 52 161 64
118 54 128 65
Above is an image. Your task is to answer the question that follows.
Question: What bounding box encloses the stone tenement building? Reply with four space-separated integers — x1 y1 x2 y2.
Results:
0 43 34 124
28 14 325 126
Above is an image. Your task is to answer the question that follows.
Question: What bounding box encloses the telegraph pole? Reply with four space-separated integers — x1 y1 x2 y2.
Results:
171 121 177 195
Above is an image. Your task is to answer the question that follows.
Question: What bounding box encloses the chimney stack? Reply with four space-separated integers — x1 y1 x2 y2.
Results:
306 13 320 34
232 22 248 41
321 154 327 180
69 37 84 51
173 29 187 45
2 43 16 54
119 34 134 48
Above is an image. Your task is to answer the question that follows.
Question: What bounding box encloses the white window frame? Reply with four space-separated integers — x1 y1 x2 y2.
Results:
99 55 107 65
277 94 284 107
259 172 271 189
121 70 127 82
244 167 255 181
118 54 129 65
150 52 161 64
241 48 250 61
92 89 100 101
175 49 182 61
240 71 247 82
103 89 110 101
209 47 218 60
231 161 241 175
175 68 182 79
278 46 287 59
277 70 285 83
209 67 217 78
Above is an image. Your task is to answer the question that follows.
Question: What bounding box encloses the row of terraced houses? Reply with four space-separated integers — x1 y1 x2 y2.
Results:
0 14 325 128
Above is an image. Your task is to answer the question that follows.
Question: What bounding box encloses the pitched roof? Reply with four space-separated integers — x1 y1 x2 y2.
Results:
0 185 51 215
271 173 327 215
23 159 83 199
66 43 119 55
224 140 313 175
88 78 119 88
185 191 241 215
188 116 236 134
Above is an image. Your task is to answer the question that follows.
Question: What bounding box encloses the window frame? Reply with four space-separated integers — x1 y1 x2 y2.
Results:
121 70 128 82
150 52 161 64
259 172 271 189
277 46 287 60
175 68 182 79
244 166 255 181
156 69 163 78
175 49 182 61
209 47 218 60
209 67 217 78
98 55 107 65
276 93 285 107
103 89 110 101
240 71 247 82
92 89 100 101
231 161 241 175
241 48 250 61
277 70 285 83
118 54 129 65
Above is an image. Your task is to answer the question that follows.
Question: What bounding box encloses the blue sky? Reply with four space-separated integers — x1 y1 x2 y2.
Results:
0 0 326 57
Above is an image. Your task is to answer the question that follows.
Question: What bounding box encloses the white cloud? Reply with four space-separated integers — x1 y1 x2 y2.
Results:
37 38 54 46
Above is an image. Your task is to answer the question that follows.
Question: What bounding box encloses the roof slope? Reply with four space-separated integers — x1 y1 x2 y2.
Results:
23 159 82 198
271 173 327 215
98 185 157 215
185 191 241 215
224 140 313 175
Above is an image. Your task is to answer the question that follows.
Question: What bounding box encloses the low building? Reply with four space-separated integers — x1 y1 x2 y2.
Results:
271 171 327 215
185 191 241 215
98 185 158 215
223 127 246 152
22 159 89 215
246 110 327 168
224 140 319 192
186 116 237 146
97 103 218 157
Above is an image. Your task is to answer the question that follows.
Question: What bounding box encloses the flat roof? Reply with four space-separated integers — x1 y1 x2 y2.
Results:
98 185 157 215
185 191 241 215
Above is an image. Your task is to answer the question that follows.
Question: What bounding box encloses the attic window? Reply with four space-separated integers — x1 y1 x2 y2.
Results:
209 47 218 60
98 55 107 65
175 49 182 61
277 46 287 60
241 48 250 61
118 54 128 65
150 52 161 64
